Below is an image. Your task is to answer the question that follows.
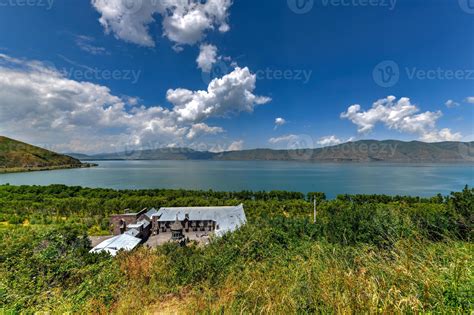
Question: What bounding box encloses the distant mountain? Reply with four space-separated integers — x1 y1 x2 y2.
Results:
0 136 94 173
71 140 474 163
70 147 215 161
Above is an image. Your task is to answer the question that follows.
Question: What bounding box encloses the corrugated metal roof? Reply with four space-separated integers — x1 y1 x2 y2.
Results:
127 222 144 229
124 228 140 237
138 219 150 229
89 234 141 256
144 208 158 219
154 204 246 237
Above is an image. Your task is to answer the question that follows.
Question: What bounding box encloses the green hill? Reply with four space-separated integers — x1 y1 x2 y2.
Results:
0 136 91 173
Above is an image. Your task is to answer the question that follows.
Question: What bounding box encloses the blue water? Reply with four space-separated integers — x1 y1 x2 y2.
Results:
0 161 473 198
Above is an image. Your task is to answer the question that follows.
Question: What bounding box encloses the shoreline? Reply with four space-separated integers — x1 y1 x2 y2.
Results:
0 163 98 174
79 158 474 164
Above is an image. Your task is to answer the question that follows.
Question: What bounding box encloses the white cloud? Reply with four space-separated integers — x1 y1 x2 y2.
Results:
269 134 299 144
197 43 217 72
0 54 268 153
445 99 459 108
317 135 356 147
274 117 286 129
227 140 244 151
167 66 271 122
186 123 223 139
75 35 109 55
465 97 474 104
421 128 462 142
317 135 342 147
341 96 461 142
91 0 232 47
207 139 244 152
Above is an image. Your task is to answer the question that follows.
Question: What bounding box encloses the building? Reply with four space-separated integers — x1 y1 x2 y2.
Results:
90 204 246 255
151 204 246 237
89 233 142 256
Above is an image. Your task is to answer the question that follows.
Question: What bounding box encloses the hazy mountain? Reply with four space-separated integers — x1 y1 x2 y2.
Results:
70 140 474 163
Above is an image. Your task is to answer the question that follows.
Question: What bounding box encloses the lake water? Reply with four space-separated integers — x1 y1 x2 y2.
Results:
0 161 473 198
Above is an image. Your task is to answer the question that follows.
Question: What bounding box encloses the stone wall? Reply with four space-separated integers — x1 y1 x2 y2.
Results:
110 208 148 235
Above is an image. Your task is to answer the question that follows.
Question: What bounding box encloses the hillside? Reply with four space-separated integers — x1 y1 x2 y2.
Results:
72 140 474 163
0 136 92 173
1 185 472 313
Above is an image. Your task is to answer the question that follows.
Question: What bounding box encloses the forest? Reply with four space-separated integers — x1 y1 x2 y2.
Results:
0 184 472 313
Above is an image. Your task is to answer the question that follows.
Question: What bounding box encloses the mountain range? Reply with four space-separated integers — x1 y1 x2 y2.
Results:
69 140 474 163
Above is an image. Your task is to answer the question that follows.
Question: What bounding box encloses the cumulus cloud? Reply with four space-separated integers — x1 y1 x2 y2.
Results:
274 117 286 129
0 54 268 153
316 135 356 147
466 97 474 104
317 135 342 147
207 139 244 152
341 96 462 142
227 140 244 151
91 0 232 47
445 100 459 108
420 128 463 142
186 123 223 139
167 66 271 122
197 43 217 72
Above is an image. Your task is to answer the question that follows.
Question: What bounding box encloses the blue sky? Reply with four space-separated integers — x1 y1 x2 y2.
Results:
0 0 472 153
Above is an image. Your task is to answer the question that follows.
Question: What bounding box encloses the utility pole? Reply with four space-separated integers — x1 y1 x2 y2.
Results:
313 197 317 224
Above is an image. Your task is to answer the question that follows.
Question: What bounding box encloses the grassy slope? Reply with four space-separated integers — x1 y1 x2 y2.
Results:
0 136 84 172
0 185 472 313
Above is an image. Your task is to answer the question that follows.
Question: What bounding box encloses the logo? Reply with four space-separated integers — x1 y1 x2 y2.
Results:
201 60 229 85
373 60 400 88
287 134 315 161
287 0 314 14
459 0 474 14
121 0 143 15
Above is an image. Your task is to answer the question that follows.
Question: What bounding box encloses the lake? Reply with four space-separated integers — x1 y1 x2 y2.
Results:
0 160 473 198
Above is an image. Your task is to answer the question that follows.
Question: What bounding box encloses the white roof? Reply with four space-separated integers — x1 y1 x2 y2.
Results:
89 234 141 256
127 222 144 229
124 228 140 237
154 204 246 237
144 208 158 219
127 219 150 230
139 219 150 229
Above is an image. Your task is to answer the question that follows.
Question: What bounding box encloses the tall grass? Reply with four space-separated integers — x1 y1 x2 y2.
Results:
92 238 472 314
1 186 472 313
